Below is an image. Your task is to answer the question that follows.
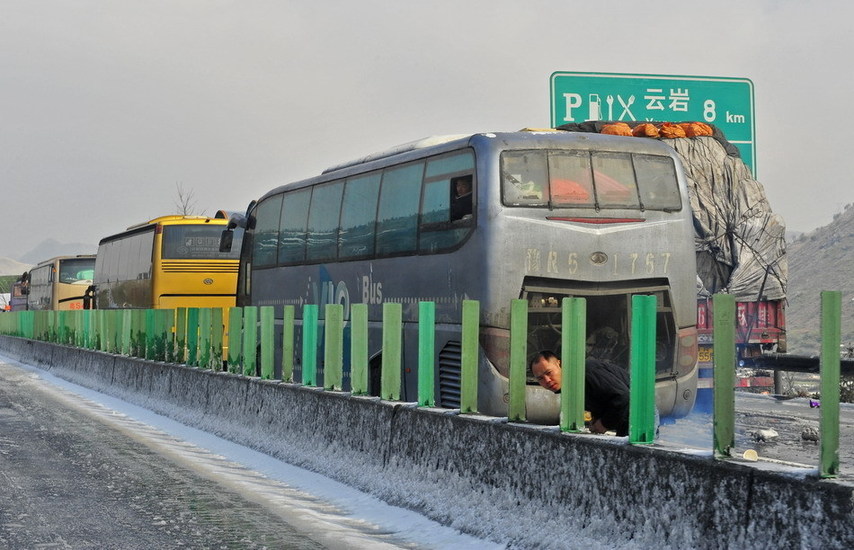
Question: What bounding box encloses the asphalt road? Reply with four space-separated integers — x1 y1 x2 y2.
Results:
733 392 854 467
0 362 325 550
658 391 854 471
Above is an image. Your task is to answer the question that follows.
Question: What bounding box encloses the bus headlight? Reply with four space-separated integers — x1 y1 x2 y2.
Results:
677 327 698 371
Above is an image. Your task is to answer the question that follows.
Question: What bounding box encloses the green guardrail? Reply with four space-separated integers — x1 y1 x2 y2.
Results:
0 291 846 467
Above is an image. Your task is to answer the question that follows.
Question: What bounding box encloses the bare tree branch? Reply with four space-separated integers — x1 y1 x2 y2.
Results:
174 183 198 216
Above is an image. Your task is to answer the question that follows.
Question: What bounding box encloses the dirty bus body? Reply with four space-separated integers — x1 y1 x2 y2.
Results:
94 214 242 310
27 255 96 311
235 131 698 420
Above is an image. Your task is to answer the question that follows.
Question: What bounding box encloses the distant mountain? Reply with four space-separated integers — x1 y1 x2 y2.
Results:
785 230 804 242
0 257 32 277
18 238 97 265
786 204 854 354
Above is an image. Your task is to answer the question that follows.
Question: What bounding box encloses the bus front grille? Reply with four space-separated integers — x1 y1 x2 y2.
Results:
438 341 462 409
161 261 238 273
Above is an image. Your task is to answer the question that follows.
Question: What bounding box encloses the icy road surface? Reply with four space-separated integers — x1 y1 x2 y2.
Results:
0 357 501 549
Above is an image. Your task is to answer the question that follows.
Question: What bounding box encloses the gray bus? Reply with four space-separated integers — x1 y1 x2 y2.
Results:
228 130 699 421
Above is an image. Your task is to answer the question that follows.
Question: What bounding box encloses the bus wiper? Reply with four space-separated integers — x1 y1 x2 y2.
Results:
503 171 523 187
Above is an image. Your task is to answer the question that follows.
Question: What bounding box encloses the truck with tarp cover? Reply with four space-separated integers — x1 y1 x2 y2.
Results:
556 121 788 371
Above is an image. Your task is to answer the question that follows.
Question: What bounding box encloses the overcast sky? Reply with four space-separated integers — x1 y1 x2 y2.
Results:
2 0 851 260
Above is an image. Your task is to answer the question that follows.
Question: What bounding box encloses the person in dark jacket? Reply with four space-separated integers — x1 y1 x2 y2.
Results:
530 350 630 436
450 176 473 220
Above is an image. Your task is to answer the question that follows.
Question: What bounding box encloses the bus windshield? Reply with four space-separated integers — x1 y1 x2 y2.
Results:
58 258 95 283
162 225 243 260
501 150 682 211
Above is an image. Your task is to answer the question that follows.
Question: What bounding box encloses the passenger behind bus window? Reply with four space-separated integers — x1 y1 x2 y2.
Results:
450 175 473 221
530 350 630 436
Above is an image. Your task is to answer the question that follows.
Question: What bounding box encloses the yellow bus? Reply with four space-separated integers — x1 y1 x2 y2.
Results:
93 214 242 310
27 255 96 311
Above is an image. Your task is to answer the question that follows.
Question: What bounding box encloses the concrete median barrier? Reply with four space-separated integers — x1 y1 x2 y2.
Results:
0 335 851 548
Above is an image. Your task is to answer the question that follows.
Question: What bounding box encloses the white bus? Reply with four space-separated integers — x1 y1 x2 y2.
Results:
226 130 699 420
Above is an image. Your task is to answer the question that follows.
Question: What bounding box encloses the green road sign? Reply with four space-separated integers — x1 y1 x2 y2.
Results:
550 71 755 174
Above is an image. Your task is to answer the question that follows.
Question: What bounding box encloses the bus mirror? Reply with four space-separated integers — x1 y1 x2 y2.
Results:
219 229 233 253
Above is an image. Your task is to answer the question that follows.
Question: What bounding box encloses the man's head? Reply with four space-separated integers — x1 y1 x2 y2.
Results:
454 176 472 197
530 350 562 392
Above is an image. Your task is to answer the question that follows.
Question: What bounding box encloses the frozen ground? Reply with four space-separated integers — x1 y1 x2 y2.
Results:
0 355 504 549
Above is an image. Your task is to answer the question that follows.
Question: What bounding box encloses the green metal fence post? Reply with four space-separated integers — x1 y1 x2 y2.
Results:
211 307 224 370
242 306 258 377
160 309 175 363
561 297 587 432
260 306 275 380
134 309 146 358
508 299 527 422
23 311 30 339
186 308 199 366
629 294 657 444
460 300 479 414
120 310 131 356
282 305 295 382
102 310 111 352
58 311 65 344
161 309 175 362
70 310 78 346
165 309 176 362
47 311 55 342
350 304 368 395
713 293 736 458
302 304 318 386
127 310 137 355
76 310 85 347
143 309 155 360
82 310 91 348
175 308 187 363
112 310 123 353
381 302 402 401
198 308 212 367
820 290 841 478
57 311 67 345
31 311 40 341
227 307 243 373
71 310 79 346
418 302 436 407
98 310 107 351
111 310 122 352
324 304 344 390
117 309 132 355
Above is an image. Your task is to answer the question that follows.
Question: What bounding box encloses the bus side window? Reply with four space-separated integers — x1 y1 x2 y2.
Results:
306 181 344 262
339 172 381 260
376 163 423 256
279 189 311 264
253 194 284 267
421 178 452 225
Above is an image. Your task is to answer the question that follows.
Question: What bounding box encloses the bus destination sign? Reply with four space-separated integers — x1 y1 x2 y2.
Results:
550 71 755 175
